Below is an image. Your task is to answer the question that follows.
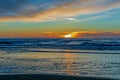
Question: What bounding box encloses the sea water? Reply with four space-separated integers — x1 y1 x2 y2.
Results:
0 38 120 79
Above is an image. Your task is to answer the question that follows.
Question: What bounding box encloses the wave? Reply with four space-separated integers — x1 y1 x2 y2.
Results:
0 38 120 52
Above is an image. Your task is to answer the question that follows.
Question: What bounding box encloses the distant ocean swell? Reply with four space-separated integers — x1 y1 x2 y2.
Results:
0 38 120 53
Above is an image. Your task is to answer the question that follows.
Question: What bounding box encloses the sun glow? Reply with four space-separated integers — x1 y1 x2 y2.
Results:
64 34 72 38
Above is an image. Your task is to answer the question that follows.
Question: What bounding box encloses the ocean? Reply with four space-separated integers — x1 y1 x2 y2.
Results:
0 38 120 79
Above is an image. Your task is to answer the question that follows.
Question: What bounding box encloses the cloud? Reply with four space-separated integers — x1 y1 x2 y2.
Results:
0 0 120 22
0 31 120 38
67 31 120 38
0 32 61 38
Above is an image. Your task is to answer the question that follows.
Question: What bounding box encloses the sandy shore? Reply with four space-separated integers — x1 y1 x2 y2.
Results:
0 74 117 80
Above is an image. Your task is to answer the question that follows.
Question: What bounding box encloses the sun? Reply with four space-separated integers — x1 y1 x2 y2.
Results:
64 34 72 38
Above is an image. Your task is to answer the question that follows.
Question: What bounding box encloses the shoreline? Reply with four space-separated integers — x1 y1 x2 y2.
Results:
0 74 117 80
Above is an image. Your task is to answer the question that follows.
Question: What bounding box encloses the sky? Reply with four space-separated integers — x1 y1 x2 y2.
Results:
0 0 120 38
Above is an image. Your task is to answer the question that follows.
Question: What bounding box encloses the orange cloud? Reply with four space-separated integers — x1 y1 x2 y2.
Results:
0 32 61 38
63 31 120 38
0 31 120 38
0 0 120 22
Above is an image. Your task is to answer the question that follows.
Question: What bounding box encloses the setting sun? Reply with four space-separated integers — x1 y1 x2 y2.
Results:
64 34 72 38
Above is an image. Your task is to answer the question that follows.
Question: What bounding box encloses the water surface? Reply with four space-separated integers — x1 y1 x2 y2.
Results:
0 38 120 79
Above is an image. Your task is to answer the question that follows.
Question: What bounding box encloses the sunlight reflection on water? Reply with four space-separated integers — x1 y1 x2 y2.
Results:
0 50 120 79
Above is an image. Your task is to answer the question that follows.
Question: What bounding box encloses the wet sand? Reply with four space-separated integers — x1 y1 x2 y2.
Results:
0 74 117 80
